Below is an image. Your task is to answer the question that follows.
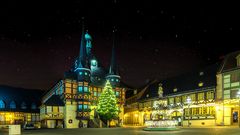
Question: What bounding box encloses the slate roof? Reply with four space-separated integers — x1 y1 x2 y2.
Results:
138 63 220 101
0 85 44 112
90 67 107 87
219 50 240 73
44 95 64 106
125 80 156 99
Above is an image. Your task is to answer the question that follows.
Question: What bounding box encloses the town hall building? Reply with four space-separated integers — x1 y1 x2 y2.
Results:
39 26 127 128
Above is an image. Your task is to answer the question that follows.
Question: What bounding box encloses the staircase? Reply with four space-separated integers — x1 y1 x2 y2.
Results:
88 109 108 128
88 117 107 128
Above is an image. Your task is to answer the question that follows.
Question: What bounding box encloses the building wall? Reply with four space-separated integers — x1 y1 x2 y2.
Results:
216 74 223 100
124 111 140 125
40 105 64 128
64 101 79 128
183 119 215 126
124 89 218 127
223 106 232 126
217 68 240 126
0 111 40 126
215 103 224 125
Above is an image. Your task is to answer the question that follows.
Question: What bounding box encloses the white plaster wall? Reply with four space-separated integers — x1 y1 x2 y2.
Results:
64 102 79 128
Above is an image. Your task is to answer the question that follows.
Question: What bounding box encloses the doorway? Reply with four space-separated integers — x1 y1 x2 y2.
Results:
232 110 238 125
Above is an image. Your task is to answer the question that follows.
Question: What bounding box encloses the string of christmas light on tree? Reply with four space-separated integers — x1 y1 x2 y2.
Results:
97 80 120 126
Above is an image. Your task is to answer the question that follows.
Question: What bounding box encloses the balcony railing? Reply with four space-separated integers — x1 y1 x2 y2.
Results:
41 113 64 119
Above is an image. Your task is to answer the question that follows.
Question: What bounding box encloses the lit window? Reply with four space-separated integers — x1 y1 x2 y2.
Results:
190 94 196 101
78 104 83 110
91 60 97 66
169 98 174 105
31 103 37 110
79 72 82 75
47 106 52 113
173 88 177 92
224 75 231 89
111 79 114 82
116 79 118 82
198 82 204 87
116 91 120 97
198 93 204 101
146 94 149 98
84 87 89 92
199 72 204 76
206 91 214 100
10 101 16 109
175 97 181 103
78 87 83 92
83 104 88 110
0 100 6 109
94 91 97 96
85 72 88 75
134 90 137 95
21 102 27 109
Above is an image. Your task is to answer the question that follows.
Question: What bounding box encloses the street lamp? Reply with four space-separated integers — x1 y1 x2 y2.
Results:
237 90 240 128
186 96 192 127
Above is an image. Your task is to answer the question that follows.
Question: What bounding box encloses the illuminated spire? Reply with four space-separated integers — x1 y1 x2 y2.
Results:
109 27 118 75
78 17 89 69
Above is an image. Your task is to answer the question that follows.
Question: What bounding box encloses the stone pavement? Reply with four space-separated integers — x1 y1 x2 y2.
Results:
1 126 240 135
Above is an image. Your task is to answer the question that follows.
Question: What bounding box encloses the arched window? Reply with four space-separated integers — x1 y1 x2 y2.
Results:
31 103 37 110
0 100 6 109
21 102 27 109
10 101 16 109
91 59 97 67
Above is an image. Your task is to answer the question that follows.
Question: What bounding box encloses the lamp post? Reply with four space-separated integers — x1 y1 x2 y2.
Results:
237 90 240 128
186 96 191 127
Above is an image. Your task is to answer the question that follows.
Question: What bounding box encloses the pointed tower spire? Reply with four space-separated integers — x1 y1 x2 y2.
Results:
78 17 89 69
109 27 118 75
106 27 120 87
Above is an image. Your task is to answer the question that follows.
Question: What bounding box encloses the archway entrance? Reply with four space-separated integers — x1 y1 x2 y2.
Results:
171 111 182 126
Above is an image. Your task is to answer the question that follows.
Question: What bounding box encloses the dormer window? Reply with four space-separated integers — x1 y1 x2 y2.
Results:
10 101 16 109
21 102 27 109
236 54 240 67
198 82 204 87
0 100 6 109
91 59 97 67
173 88 178 92
134 90 137 95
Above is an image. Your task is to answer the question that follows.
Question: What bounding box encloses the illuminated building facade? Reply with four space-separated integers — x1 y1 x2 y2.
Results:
215 51 240 126
0 86 43 128
40 27 127 128
124 51 240 127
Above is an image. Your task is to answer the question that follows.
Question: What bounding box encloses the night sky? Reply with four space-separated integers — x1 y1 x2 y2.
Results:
0 1 238 90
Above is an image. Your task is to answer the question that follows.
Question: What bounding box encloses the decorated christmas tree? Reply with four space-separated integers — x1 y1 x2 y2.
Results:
97 80 119 126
